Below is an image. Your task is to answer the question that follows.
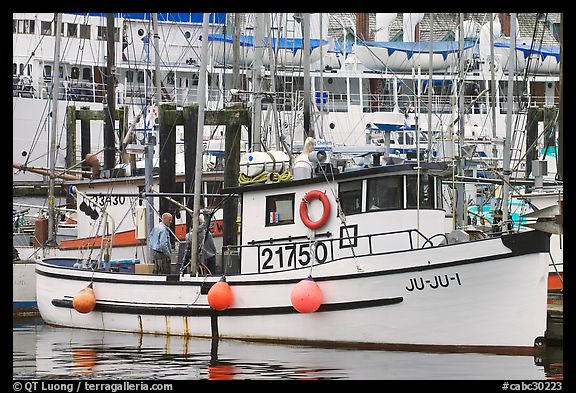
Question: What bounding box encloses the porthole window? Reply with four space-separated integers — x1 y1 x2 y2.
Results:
184 31 191 39
138 28 145 36
329 123 335 129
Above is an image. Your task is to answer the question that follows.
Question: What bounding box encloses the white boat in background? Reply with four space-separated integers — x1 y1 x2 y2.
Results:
13 261 38 315
355 40 475 73
494 40 560 75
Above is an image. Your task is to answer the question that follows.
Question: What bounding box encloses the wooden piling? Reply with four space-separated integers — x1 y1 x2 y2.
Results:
159 103 177 240
183 104 199 234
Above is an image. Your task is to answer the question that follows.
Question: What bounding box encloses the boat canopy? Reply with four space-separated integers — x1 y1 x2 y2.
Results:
206 33 337 54
359 41 475 61
494 41 560 62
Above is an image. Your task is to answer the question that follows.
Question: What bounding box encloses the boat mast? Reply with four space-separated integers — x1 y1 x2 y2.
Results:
454 13 466 228
303 13 312 139
501 13 516 229
490 13 498 161
558 13 563 182
252 13 264 152
103 13 116 171
190 13 210 274
47 13 62 245
427 13 433 161
144 14 158 258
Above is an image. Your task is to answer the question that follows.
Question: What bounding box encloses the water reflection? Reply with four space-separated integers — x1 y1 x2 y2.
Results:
13 318 561 380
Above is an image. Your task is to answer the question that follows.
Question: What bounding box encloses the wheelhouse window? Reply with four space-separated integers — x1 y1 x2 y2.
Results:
265 193 294 226
367 176 403 211
406 175 435 209
338 180 362 215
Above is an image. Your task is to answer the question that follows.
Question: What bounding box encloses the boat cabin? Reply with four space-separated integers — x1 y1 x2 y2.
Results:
227 162 450 275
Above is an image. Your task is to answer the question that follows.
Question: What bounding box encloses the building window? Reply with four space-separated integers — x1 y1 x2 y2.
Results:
406 175 435 209
166 71 175 85
97 26 105 40
43 65 52 81
367 176 403 211
339 180 362 215
13 63 17 75
82 67 92 81
16 20 35 34
41 21 53 35
79 24 90 39
126 70 134 83
27 64 32 76
68 23 78 37
137 71 144 83
97 26 120 42
19 63 24 75
265 193 294 226
71 67 80 79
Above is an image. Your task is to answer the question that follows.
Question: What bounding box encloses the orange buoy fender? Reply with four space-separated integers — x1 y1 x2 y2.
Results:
300 190 331 230
208 278 234 311
72 282 96 314
291 276 323 313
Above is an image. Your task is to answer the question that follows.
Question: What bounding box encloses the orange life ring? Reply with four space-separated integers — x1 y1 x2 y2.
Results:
300 190 331 230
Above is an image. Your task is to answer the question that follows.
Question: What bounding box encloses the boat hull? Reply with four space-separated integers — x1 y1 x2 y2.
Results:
14 261 38 315
36 231 549 353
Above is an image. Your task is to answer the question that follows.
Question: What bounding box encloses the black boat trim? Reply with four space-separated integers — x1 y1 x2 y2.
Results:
51 296 404 316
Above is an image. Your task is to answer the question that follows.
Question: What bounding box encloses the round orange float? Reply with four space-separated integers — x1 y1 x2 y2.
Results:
207 278 233 311
72 282 96 314
290 276 323 313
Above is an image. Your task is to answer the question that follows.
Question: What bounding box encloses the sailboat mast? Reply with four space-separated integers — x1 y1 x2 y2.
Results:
144 14 158 256
427 13 433 161
490 13 498 160
252 13 264 152
47 12 62 245
558 13 563 181
302 13 312 139
190 13 210 273
454 13 466 229
103 13 116 171
501 13 516 228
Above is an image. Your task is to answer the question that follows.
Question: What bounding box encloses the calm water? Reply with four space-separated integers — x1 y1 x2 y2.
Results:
13 318 562 380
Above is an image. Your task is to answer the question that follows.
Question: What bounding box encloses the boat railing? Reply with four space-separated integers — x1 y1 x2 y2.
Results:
222 228 449 274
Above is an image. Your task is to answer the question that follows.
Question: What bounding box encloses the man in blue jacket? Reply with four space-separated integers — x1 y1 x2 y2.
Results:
148 212 173 274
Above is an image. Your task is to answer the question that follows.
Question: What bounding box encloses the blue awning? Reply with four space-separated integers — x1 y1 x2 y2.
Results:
494 41 560 62
360 41 475 61
207 34 338 54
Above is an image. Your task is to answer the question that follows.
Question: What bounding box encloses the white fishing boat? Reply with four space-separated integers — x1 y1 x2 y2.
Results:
36 159 551 354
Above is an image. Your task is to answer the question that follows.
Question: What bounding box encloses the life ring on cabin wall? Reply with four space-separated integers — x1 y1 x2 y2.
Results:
300 190 331 230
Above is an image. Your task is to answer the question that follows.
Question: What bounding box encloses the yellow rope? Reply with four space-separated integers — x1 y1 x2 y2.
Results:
238 170 293 185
